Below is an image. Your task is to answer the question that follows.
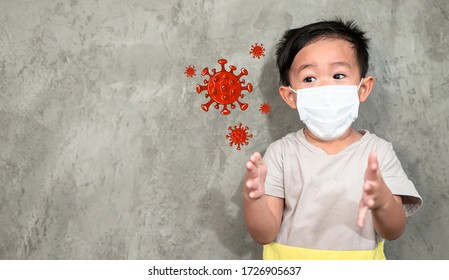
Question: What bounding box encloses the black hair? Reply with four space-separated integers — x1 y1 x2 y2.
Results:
276 19 370 86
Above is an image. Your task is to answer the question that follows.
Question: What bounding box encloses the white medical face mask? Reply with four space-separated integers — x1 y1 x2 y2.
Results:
289 80 363 141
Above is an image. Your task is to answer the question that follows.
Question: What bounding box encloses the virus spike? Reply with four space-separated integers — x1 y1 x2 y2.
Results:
235 99 248 111
221 104 231 115
243 83 253 92
195 58 253 115
201 99 214 112
196 84 208 94
201 67 213 77
229 65 237 73
237 68 248 79
218 59 228 72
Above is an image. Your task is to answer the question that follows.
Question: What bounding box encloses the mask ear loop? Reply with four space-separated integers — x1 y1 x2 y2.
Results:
357 78 364 91
288 86 298 94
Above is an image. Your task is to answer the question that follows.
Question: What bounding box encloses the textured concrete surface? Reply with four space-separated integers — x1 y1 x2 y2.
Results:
0 0 448 259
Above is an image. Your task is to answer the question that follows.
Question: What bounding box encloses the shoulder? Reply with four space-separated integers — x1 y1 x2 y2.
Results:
266 130 303 151
263 130 303 165
361 131 403 167
362 131 394 153
362 130 389 144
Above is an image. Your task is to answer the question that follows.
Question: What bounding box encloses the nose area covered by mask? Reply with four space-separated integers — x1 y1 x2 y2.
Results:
289 80 362 141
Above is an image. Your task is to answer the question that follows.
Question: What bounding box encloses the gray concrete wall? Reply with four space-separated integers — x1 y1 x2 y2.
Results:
0 0 447 259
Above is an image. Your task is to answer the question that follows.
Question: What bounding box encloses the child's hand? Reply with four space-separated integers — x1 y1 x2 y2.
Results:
243 152 267 200
357 152 388 227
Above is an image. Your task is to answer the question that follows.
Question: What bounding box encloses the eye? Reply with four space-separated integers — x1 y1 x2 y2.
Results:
303 77 317 83
333 74 346 79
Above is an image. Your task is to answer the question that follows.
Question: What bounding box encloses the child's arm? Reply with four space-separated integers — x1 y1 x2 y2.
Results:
357 152 406 240
243 152 284 244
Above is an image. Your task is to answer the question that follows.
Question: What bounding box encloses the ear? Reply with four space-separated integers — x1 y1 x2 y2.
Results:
279 86 297 109
358 76 375 103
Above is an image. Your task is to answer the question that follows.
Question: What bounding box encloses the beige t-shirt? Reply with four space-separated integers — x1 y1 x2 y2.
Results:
264 129 423 250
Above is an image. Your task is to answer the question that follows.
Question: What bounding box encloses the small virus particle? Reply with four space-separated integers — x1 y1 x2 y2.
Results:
184 65 196 77
259 102 271 114
226 123 253 150
196 59 253 115
249 43 265 59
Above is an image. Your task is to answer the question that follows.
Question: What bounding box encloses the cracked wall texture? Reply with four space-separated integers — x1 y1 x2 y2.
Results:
0 0 448 259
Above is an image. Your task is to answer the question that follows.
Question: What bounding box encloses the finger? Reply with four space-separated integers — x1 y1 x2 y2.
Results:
245 179 261 197
366 152 379 181
249 189 264 199
362 182 376 207
361 194 375 208
363 180 374 195
250 152 267 176
250 152 262 165
245 161 257 179
357 204 369 227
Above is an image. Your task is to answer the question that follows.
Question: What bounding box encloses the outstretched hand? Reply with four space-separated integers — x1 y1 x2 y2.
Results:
244 152 267 200
357 152 387 227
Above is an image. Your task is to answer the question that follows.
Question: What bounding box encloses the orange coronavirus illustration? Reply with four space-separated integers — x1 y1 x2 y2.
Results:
250 43 265 59
184 65 196 77
259 102 271 114
196 59 253 115
226 123 253 150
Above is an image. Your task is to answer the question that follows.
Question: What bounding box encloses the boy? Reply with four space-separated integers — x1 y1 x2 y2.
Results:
243 19 423 260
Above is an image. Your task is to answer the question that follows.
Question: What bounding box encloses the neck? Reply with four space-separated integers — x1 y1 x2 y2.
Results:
303 127 362 155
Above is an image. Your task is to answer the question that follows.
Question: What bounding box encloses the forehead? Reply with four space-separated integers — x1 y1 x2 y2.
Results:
292 38 358 68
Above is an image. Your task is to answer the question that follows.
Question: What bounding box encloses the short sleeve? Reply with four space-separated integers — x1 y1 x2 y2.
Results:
263 141 285 198
379 143 423 217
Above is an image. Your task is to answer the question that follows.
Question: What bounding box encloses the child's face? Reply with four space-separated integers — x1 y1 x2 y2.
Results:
288 38 361 90
278 37 375 142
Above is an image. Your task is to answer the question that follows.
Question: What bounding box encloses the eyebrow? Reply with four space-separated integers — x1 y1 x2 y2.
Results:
296 61 352 74
297 63 316 73
331 61 352 69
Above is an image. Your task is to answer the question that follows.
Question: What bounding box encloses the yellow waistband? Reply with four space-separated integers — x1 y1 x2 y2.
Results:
263 241 385 260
